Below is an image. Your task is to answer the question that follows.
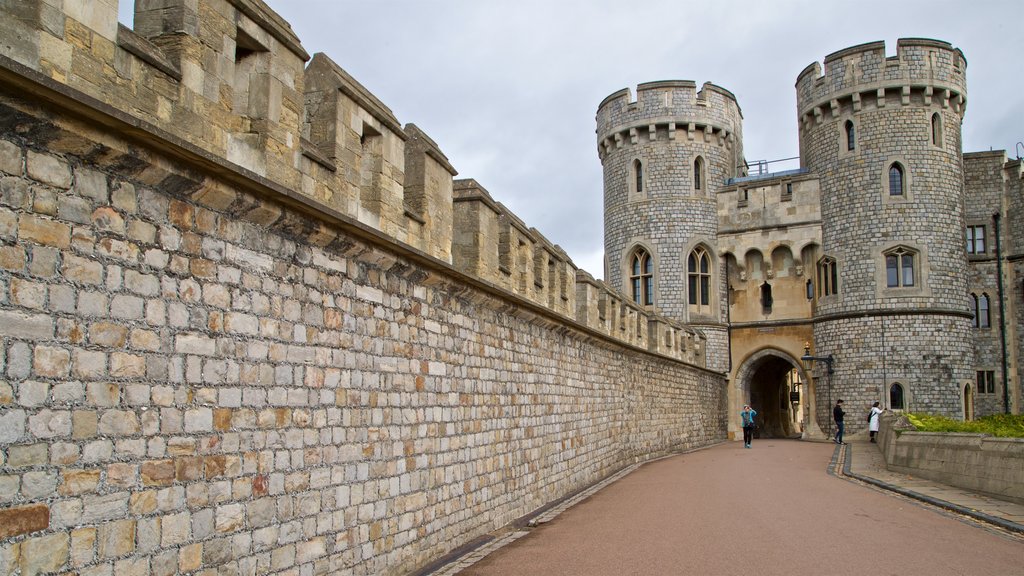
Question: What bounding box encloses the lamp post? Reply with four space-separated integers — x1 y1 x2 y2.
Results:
801 342 834 440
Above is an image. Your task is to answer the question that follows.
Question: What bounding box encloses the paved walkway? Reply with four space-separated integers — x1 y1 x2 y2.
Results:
843 437 1024 531
420 438 1024 576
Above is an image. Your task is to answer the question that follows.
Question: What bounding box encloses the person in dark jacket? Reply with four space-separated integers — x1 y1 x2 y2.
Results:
740 404 757 448
833 399 846 444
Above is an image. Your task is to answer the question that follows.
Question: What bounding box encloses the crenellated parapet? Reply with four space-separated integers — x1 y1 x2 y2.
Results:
302 52 408 238
0 0 710 371
596 81 743 160
796 38 967 132
575 271 705 364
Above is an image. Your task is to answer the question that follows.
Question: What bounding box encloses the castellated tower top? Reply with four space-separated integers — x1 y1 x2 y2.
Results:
596 81 743 161
795 38 967 125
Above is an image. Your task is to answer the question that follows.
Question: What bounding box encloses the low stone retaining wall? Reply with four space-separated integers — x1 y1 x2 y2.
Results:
877 413 1024 505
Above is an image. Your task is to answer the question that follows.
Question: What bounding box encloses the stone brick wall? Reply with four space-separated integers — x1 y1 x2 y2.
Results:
0 1 726 574
877 413 1024 505
0 92 726 575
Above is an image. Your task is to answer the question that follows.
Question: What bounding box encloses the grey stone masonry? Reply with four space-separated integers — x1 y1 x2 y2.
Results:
798 39 972 421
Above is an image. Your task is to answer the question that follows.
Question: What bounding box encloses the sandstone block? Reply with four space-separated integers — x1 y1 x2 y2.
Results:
28 408 72 438
60 469 101 496
74 349 108 380
0 409 26 443
110 352 145 378
179 542 204 572
19 213 71 248
161 511 191 547
70 527 97 568
0 245 26 271
184 407 213 432
98 519 136 559
26 151 72 189
18 532 68 575
33 345 71 377
215 503 244 533
98 410 140 436
0 503 50 539
0 310 54 340
17 379 47 406
81 492 129 524
58 195 93 224
74 167 108 203
141 459 175 487
64 254 104 284
89 322 128 347
0 139 23 175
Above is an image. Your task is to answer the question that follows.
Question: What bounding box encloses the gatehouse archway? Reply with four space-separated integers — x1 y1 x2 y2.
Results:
735 349 806 439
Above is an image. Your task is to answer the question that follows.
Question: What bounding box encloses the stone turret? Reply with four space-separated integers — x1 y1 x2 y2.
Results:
797 39 972 422
597 80 744 371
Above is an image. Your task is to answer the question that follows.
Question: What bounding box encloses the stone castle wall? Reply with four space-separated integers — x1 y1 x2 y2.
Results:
0 1 726 575
798 39 972 419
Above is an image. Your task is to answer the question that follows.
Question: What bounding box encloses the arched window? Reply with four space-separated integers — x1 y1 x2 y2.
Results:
633 159 644 195
963 383 973 421
630 249 653 306
888 163 905 196
693 157 704 193
760 281 773 314
931 113 942 147
890 383 905 410
818 256 838 296
978 293 990 328
688 247 711 311
884 246 915 288
845 120 855 151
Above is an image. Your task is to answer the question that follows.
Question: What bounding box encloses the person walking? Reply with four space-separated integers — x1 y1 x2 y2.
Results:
833 399 846 445
868 401 883 443
741 404 757 448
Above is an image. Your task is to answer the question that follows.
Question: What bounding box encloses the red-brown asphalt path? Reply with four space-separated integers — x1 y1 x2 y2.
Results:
457 440 1024 576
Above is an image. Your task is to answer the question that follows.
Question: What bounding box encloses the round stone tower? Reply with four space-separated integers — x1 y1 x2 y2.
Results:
597 81 744 372
796 38 972 425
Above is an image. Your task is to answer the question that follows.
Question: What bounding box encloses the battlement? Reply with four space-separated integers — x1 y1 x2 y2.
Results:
596 80 742 159
0 0 709 368
796 38 967 124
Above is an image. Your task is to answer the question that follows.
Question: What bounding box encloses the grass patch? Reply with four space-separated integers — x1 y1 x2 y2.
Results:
906 413 1024 438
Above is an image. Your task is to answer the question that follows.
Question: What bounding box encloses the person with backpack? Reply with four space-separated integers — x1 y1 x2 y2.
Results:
741 404 757 448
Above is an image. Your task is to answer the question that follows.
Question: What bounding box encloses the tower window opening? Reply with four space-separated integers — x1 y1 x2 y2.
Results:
890 383 906 410
760 281 773 314
694 157 704 193
971 293 991 328
884 246 916 288
818 257 838 296
977 370 995 394
633 159 644 195
630 248 654 306
888 163 905 196
688 247 711 311
845 120 855 151
931 113 943 147
967 225 985 254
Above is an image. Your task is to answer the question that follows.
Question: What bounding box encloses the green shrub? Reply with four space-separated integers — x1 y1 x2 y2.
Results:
906 413 1024 438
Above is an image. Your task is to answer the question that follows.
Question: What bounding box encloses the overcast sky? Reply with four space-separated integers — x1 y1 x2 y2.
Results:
120 1 1024 279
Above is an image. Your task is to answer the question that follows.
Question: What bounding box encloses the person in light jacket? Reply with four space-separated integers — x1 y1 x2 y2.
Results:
868 401 883 443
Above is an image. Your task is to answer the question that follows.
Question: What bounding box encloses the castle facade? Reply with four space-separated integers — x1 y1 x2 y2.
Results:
600 39 1023 440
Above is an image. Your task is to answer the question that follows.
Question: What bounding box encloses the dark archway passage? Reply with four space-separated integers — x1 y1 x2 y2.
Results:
747 355 800 438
